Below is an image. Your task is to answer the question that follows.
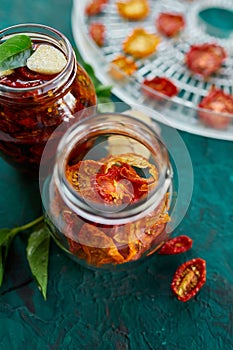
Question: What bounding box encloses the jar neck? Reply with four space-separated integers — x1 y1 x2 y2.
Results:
0 23 76 104
52 113 173 225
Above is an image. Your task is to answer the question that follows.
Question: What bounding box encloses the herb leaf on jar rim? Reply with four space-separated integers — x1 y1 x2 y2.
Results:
0 34 32 71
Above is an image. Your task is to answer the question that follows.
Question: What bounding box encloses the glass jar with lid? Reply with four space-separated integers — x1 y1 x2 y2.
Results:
0 23 96 172
41 112 173 270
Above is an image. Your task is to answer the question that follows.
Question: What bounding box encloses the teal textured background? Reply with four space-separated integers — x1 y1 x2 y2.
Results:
0 1 233 349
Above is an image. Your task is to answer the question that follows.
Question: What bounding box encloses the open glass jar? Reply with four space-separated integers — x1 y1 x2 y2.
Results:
0 24 96 172
41 112 173 270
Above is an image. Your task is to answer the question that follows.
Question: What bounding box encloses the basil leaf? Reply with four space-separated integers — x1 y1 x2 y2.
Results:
0 34 32 71
26 226 50 300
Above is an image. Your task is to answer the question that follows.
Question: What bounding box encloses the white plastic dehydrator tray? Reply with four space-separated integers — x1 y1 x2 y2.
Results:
72 0 233 140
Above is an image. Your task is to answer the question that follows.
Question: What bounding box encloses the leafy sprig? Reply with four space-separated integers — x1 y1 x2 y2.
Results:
0 216 50 299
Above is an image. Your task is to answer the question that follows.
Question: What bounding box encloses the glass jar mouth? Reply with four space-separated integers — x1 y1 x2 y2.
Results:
54 112 173 225
0 23 75 95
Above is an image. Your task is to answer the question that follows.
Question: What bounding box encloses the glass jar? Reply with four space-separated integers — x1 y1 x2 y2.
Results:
41 112 173 270
0 24 96 172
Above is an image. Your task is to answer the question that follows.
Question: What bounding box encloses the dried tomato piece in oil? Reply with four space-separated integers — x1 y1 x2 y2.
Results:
185 43 227 77
171 258 206 302
123 28 160 59
116 0 150 21
76 223 125 266
198 86 233 129
158 235 193 255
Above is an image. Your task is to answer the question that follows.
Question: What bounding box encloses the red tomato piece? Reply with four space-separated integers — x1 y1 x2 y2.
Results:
198 87 233 129
158 235 193 255
89 22 105 47
85 0 108 16
185 43 227 77
171 258 206 302
156 12 185 37
142 76 178 99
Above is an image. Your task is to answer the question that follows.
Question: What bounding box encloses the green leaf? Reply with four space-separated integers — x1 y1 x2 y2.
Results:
26 226 50 300
95 85 112 98
0 34 32 71
0 228 16 286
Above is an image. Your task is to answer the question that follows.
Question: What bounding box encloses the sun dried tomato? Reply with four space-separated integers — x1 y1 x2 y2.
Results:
89 22 106 47
123 28 161 59
116 0 150 21
95 162 151 204
198 87 233 129
156 12 185 37
77 223 125 266
85 0 108 16
109 54 137 80
185 43 227 77
158 235 193 255
171 258 206 302
142 76 178 99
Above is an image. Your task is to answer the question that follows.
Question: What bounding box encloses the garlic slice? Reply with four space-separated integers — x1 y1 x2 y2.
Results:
27 44 67 75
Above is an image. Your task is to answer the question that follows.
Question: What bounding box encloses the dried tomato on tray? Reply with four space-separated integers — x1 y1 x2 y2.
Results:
123 28 161 59
142 76 179 99
158 235 193 255
89 22 106 47
156 12 185 37
85 0 108 16
198 86 233 129
109 54 137 80
185 43 227 77
171 258 206 302
116 0 150 21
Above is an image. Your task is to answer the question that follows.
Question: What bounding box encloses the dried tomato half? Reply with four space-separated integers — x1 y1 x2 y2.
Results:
116 0 150 21
95 162 152 204
185 43 227 77
158 235 193 255
142 76 178 99
198 87 233 129
171 258 206 302
156 12 185 37
123 28 161 59
85 0 108 16
89 22 106 47
109 54 137 80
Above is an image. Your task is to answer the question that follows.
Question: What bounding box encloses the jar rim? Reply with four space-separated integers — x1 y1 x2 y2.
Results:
53 112 173 225
0 23 75 94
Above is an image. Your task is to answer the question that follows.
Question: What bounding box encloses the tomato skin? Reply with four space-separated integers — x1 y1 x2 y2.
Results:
185 43 227 77
171 258 206 302
142 77 178 99
89 22 105 47
85 0 108 16
198 87 233 129
156 12 185 37
158 235 193 255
